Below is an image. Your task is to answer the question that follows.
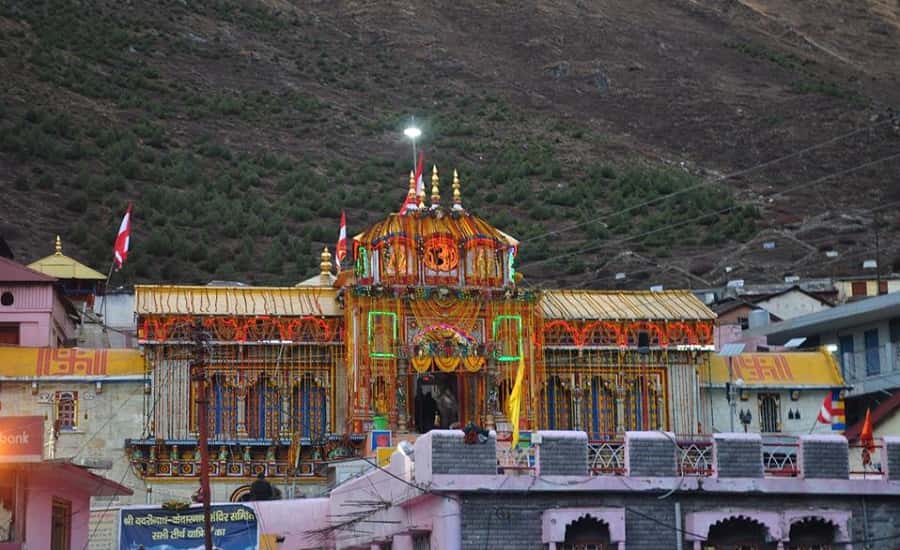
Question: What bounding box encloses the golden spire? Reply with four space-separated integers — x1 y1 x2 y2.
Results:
55 235 62 255
406 170 417 207
430 165 440 208
320 247 333 278
452 170 463 210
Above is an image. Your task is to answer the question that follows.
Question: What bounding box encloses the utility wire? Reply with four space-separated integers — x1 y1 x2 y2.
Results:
519 151 900 275
519 118 894 245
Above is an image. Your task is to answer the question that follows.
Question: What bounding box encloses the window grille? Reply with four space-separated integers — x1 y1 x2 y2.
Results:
55 391 78 430
758 393 780 433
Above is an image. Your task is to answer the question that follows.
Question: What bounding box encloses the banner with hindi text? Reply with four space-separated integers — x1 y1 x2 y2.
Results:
118 504 258 550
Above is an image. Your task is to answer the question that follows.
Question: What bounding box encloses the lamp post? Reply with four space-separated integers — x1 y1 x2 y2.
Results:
403 120 421 170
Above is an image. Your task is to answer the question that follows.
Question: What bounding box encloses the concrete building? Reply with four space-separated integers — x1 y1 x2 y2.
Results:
0 416 132 550
244 429 900 549
0 256 76 347
701 349 846 436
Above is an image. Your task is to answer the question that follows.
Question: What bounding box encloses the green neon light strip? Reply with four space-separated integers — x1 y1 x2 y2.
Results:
492 314 523 362
368 310 398 359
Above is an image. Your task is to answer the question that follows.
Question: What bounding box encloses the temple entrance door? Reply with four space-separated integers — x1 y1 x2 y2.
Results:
413 371 486 431
414 373 459 430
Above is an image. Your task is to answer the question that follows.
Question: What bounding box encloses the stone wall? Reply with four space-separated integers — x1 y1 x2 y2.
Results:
801 434 849 479
714 433 762 478
459 493 900 550
625 431 677 477
536 431 587 476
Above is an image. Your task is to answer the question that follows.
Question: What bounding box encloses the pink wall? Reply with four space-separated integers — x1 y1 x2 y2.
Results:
23 471 92 550
0 284 74 346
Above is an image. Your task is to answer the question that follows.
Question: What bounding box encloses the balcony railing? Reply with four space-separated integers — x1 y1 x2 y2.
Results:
588 440 625 475
838 344 900 383
676 436 714 476
762 434 800 477
495 435 886 479
849 440 886 479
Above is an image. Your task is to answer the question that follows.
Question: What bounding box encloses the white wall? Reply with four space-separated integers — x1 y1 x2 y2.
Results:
754 290 831 321
703 387 834 435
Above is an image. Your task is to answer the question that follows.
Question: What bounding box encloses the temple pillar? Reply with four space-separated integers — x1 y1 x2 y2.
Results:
236 387 249 438
615 386 626 434
279 389 291 438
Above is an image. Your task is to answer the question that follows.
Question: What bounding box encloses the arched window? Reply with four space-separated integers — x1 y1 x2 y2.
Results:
705 517 773 550
789 518 835 550
561 515 611 550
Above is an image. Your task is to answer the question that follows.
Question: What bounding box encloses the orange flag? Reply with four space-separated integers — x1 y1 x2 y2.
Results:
860 408 874 465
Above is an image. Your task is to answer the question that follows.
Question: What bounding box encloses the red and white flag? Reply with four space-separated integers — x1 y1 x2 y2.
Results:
112 203 132 271
335 210 347 271
400 151 424 215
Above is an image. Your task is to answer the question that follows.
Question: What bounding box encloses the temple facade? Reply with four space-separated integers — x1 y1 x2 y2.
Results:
127 167 716 493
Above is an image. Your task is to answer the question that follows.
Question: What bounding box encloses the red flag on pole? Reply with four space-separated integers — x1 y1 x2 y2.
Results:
400 151 424 214
336 210 347 270
113 203 132 271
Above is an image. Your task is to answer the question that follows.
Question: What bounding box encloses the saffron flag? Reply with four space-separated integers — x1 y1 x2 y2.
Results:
816 389 845 430
506 354 526 448
860 408 875 465
113 202 132 271
336 211 347 270
400 151 424 215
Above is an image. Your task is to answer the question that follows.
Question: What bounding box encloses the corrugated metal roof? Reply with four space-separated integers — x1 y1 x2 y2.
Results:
28 254 106 280
134 285 340 316
705 349 845 388
540 290 716 321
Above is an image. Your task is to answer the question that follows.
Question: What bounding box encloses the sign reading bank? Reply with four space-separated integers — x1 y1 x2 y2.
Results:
0 415 43 463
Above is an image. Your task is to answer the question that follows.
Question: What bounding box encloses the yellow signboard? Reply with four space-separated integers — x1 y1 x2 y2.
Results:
0 346 145 378
707 349 844 387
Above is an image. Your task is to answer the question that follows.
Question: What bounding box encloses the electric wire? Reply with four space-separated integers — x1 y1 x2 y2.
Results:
519 118 894 245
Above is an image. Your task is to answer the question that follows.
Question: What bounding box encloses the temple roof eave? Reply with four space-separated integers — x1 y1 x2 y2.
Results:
134 284 341 317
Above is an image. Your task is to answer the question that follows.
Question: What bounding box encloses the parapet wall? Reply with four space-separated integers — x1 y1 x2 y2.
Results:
416 429 882 481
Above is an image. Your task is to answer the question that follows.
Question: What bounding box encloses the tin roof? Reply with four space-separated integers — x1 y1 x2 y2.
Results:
134 285 340 316
704 349 845 388
540 290 716 321
27 236 106 280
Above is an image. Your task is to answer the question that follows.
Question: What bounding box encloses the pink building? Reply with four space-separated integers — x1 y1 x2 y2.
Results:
0 257 75 347
0 416 131 549
246 429 900 549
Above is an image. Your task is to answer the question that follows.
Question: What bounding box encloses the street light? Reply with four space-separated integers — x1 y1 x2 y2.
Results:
403 121 422 169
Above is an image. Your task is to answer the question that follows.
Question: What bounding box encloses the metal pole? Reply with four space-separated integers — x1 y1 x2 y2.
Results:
728 357 736 432
192 325 213 550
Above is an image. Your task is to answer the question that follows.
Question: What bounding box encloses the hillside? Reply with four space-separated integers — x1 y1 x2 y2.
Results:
1 0 898 289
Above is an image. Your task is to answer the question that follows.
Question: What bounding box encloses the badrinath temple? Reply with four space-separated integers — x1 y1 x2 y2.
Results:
127 166 717 490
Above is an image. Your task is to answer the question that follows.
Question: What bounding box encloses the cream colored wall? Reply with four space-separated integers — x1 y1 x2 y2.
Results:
753 291 830 321
0 379 149 505
703 387 834 435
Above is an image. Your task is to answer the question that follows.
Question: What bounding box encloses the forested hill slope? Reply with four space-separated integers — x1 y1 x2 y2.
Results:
1 0 898 288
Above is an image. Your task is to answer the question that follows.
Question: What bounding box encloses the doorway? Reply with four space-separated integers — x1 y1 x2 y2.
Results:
414 374 459 431
51 498 71 550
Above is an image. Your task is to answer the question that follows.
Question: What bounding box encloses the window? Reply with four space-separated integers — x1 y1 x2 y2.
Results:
50 498 71 550
412 533 430 550
851 282 867 297
864 329 880 376
789 518 836 549
758 393 781 433
0 291 12 306
55 391 78 431
737 316 749 330
0 324 18 345
705 517 769 549
561 516 611 550
838 335 854 379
